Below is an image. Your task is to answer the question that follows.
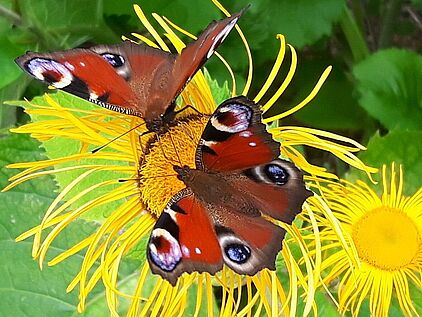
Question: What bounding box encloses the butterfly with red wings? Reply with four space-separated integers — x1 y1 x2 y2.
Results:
15 10 244 132
147 96 312 285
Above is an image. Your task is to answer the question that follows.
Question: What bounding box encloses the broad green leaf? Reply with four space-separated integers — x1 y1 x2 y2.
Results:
0 133 104 316
18 0 118 48
283 59 371 131
411 0 422 8
257 0 345 48
353 49 422 130
0 0 14 31
0 76 31 128
104 0 221 34
0 36 26 89
1 132 140 316
204 68 231 105
7 92 132 220
348 130 422 195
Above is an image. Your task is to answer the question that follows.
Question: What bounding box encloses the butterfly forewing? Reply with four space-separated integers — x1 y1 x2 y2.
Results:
15 10 244 127
147 189 223 285
196 96 280 172
15 49 140 114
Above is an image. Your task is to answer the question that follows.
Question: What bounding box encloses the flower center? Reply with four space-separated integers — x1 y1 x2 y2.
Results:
352 207 420 270
139 115 209 215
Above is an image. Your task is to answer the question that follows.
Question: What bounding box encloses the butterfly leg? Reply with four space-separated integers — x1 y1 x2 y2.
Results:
174 104 203 116
155 132 183 166
138 129 155 164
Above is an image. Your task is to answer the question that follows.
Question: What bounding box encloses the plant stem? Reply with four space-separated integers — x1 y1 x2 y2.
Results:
339 5 370 63
378 0 403 48
0 4 21 25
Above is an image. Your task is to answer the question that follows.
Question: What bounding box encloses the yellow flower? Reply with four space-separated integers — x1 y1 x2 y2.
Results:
305 164 422 317
4 1 376 316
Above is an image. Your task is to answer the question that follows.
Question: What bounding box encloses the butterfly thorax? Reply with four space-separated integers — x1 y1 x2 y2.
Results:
173 165 260 216
144 102 177 132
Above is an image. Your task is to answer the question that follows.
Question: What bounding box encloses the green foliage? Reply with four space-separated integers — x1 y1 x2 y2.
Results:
8 92 132 220
285 59 369 131
260 0 346 49
351 130 422 196
353 49 422 130
0 133 139 316
204 68 231 104
1 0 421 316
0 133 104 316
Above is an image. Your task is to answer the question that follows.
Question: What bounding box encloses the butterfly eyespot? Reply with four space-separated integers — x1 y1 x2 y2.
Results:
265 163 289 185
101 53 125 67
224 243 251 264
24 58 73 88
210 104 252 133
148 229 182 272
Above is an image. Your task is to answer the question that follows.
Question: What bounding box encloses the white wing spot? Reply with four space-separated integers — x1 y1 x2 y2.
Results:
206 17 239 59
240 131 252 138
26 58 73 88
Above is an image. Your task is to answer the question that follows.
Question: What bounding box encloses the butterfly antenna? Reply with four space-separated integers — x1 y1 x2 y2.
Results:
118 177 140 183
156 133 179 165
138 129 155 163
174 104 203 116
92 122 146 154
175 104 205 148
118 174 178 182
168 130 183 167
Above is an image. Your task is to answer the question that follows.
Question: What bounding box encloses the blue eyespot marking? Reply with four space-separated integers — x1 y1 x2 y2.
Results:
265 164 289 185
224 243 251 264
101 53 125 67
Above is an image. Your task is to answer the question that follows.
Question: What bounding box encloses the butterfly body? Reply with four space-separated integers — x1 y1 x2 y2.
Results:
174 165 261 216
147 96 312 285
15 11 244 132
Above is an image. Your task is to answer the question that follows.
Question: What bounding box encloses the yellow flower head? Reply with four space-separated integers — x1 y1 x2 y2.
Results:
306 164 422 317
4 1 377 316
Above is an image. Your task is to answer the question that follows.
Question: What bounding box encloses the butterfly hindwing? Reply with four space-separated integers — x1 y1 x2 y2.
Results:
147 186 288 283
211 205 286 275
196 96 280 172
227 159 313 223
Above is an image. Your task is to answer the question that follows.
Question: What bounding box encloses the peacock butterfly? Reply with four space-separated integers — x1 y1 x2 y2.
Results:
15 10 244 132
147 96 312 285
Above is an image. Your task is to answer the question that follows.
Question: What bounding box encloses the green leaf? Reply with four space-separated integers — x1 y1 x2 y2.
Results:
353 49 422 130
104 0 221 34
8 92 131 220
0 0 15 31
0 133 103 316
18 0 118 48
260 0 345 48
348 130 422 195
284 59 371 131
411 0 422 9
1 132 141 316
0 36 26 89
203 68 231 105
0 76 31 128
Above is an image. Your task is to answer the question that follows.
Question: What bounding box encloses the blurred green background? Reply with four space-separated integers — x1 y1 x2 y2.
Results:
0 0 421 316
